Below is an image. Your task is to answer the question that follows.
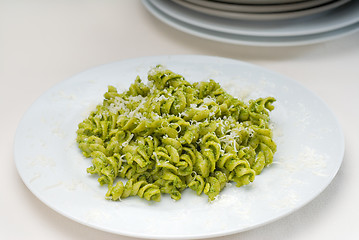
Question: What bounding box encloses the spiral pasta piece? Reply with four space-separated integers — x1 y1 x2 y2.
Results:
77 65 276 202
106 178 161 202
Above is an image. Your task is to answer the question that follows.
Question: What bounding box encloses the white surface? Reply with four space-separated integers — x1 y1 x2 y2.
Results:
148 0 359 37
144 0 359 47
1 1 359 240
14 55 344 239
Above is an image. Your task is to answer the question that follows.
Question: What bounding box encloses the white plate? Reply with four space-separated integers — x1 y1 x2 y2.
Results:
148 0 359 37
144 0 359 47
170 0 350 21
183 0 335 13
15 55 344 239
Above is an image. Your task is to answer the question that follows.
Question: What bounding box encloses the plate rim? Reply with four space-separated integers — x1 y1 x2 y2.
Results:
169 0 351 21
182 0 336 13
213 0 312 4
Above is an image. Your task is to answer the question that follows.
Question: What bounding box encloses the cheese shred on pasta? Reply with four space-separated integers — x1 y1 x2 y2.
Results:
76 65 276 202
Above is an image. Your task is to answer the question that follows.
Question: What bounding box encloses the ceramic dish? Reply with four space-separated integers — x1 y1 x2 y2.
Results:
148 0 359 37
143 0 359 46
171 0 350 21
183 0 336 13
215 0 310 4
15 55 344 239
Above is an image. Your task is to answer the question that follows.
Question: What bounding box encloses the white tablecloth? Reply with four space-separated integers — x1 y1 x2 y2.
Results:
1 1 358 239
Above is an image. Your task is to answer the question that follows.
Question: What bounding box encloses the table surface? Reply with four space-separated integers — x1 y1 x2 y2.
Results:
1 1 359 239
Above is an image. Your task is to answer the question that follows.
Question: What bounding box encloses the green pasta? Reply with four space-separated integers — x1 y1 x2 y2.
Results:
76 65 276 202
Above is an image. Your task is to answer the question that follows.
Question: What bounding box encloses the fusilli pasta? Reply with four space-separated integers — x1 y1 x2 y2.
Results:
76 65 276 202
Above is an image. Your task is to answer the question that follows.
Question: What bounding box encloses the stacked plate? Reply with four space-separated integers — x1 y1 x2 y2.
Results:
142 0 359 46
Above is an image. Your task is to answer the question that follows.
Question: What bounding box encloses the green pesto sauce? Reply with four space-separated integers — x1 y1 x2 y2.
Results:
76 65 276 202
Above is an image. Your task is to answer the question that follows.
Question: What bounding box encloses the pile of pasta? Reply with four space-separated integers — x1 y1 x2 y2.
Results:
76 65 276 202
